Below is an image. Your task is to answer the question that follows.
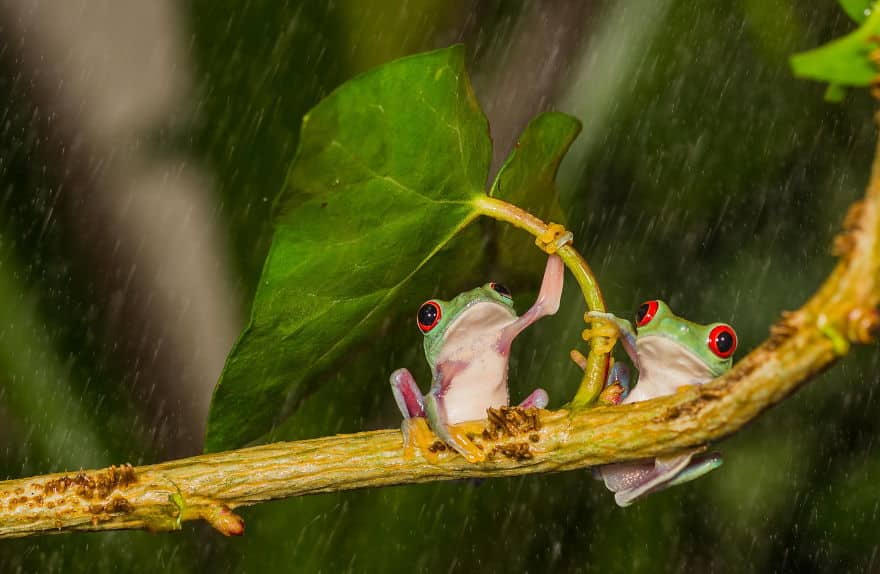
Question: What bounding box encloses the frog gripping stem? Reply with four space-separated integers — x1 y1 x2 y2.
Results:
498 254 564 353
535 223 574 254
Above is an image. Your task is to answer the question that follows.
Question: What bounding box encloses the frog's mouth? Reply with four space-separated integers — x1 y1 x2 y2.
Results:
635 334 724 389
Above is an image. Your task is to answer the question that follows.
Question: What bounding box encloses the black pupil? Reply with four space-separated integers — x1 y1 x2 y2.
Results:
492 283 511 297
715 330 733 353
418 303 438 327
636 303 650 323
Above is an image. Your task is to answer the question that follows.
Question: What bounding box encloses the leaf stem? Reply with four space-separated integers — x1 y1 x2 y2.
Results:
473 195 609 406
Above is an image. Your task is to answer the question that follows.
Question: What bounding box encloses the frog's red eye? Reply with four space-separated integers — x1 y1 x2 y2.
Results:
490 282 512 299
707 324 737 358
636 300 659 327
417 301 442 333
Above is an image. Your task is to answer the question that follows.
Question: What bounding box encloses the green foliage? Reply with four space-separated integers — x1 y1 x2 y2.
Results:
206 47 486 451
840 0 873 23
489 112 581 214
205 47 585 452
489 112 581 279
790 1 880 99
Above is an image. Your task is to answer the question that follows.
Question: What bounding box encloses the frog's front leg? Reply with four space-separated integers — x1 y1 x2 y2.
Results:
570 310 636 402
390 368 426 418
498 254 564 354
535 223 573 254
583 311 640 369
390 368 439 462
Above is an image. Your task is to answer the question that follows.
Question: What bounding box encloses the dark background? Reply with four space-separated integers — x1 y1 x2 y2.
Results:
0 1 878 572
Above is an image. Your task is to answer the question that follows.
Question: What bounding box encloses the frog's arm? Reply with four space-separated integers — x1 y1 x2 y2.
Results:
390 368 426 418
498 254 564 354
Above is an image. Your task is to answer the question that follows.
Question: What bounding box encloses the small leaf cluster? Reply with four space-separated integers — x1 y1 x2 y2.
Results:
791 0 880 100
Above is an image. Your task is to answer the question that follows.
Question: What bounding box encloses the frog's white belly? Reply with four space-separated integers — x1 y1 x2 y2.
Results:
441 355 509 423
436 302 515 423
623 336 717 404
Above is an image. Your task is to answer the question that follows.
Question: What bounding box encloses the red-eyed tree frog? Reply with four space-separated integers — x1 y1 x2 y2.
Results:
586 299 737 507
390 254 564 462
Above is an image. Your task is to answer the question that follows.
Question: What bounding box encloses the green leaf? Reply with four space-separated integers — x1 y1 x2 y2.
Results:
489 112 581 214
204 45 491 452
824 83 848 101
790 4 880 88
490 112 582 217
840 0 873 23
489 112 581 283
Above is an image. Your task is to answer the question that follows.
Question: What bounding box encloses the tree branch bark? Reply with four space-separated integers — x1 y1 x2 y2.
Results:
2 126 879 539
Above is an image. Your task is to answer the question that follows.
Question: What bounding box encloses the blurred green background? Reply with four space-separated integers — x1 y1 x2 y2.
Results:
0 0 878 572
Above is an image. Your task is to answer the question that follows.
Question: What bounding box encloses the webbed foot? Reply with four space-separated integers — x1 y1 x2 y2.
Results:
581 311 619 355
400 417 442 464
535 223 573 254
440 423 487 463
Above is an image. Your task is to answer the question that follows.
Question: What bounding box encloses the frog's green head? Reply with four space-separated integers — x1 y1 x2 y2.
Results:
635 299 737 376
416 282 516 362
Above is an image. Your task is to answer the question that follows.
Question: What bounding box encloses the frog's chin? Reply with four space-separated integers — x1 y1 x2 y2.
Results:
442 301 516 345
626 335 721 403
424 301 515 362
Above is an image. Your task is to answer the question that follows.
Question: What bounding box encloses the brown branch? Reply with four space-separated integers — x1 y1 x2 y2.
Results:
2 128 880 540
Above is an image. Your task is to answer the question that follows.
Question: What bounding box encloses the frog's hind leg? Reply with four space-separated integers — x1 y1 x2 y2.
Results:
667 452 723 487
425 393 486 463
597 454 694 507
597 449 721 507
518 388 549 409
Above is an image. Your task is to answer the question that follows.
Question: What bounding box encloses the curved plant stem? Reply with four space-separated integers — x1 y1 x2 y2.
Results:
473 195 609 406
2 129 880 541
